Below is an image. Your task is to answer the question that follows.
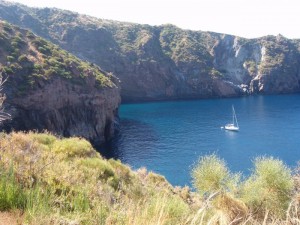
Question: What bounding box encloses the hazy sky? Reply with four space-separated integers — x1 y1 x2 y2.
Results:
6 0 300 39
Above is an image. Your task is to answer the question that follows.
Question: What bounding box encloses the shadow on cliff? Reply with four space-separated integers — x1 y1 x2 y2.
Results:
95 118 160 161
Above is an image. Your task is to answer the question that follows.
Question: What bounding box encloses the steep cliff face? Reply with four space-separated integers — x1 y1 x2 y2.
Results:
0 20 121 144
1 1 300 102
211 34 300 94
4 77 120 145
250 35 300 93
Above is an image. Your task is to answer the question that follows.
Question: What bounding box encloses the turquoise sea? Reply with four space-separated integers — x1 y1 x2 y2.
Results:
101 94 300 186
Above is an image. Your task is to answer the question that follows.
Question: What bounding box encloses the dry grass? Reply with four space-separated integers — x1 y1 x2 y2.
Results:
1 131 300 224
0 131 197 225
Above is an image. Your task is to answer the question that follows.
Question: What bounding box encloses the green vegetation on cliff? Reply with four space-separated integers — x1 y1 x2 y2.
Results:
1 2 300 100
0 20 121 145
0 132 300 224
0 20 115 97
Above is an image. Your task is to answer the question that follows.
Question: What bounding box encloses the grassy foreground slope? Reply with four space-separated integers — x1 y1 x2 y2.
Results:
0 131 198 225
0 132 300 225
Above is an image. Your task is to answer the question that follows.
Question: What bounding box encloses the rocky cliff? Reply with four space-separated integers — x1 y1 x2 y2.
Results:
0 1 300 102
0 20 120 144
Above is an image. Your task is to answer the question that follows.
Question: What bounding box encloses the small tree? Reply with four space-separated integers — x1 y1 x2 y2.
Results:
241 156 294 218
0 74 11 123
191 154 239 195
191 154 247 224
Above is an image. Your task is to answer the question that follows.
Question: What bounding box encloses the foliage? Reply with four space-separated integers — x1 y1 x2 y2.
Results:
0 131 195 224
52 137 96 158
191 154 239 195
0 165 27 211
0 20 116 97
27 132 57 147
241 156 293 218
191 154 295 223
244 60 257 75
210 68 224 78
0 131 299 224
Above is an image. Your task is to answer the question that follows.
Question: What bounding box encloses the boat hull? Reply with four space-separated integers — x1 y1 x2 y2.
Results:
224 124 239 131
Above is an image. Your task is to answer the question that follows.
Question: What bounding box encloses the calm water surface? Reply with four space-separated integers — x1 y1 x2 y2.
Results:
101 94 300 186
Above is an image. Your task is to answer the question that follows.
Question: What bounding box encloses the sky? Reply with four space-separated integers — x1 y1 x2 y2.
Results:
5 0 300 39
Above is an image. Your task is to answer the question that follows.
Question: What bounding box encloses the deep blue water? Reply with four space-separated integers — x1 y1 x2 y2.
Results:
101 94 300 187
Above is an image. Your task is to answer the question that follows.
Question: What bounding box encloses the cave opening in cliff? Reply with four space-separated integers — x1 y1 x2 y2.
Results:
104 119 112 142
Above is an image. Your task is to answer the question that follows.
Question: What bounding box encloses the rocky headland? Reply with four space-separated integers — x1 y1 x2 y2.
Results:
0 20 120 144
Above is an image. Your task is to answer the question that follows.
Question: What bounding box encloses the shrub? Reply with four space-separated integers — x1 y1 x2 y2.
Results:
44 68 55 77
2 66 14 74
79 158 117 182
26 31 35 39
3 23 13 33
38 46 48 54
27 132 57 148
18 54 30 63
109 159 133 184
11 36 25 48
191 154 239 195
210 68 224 77
6 55 15 62
241 156 293 218
52 137 96 158
147 172 169 187
191 154 246 223
80 159 121 189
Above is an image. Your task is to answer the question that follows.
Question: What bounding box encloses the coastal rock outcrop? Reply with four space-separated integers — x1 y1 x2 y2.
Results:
0 20 120 144
3 77 120 145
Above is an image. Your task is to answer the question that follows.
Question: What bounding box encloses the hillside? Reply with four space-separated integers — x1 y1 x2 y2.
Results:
0 131 300 224
0 131 199 224
0 1 300 101
0 20 120 144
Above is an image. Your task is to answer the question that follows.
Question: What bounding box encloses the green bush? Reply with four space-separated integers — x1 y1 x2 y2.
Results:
241 156 293 218
2 66 14 74
109 159 133 184
11 36 26 48
52 137 96 158
3 23 13 33
28 132 57 147
6 55 15 62
79 158 120 189
191 154 239 195
26 31 35 39
147 172 169 186
38 46 49 54
18 54 28 63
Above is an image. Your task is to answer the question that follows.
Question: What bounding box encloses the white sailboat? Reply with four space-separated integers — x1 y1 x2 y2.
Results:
224 105 239 131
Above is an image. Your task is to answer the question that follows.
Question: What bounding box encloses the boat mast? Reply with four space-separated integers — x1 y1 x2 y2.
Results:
232 106 239 128
232 105 234 125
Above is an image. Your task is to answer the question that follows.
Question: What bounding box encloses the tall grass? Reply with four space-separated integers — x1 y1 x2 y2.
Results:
0 165 26 211
0 132 300 224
